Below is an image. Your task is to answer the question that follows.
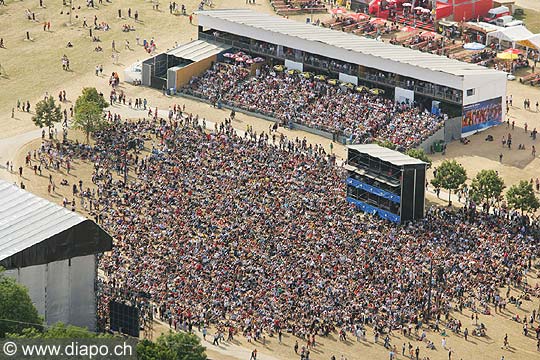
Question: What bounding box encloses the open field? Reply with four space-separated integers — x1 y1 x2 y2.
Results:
1 1 540 360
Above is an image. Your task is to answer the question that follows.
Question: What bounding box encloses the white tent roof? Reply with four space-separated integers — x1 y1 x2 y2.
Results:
198 9 501 78
519 33 540 49
0 181 88 262
465 21 502 33
487 26 533 43
166 40 228 62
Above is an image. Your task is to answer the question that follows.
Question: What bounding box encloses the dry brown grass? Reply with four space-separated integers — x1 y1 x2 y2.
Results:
2 1 540 359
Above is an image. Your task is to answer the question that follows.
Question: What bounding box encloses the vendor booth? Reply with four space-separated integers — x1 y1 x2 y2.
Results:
519 34 540 51
463 22 501 45
437 20 460 38
486 26 533 49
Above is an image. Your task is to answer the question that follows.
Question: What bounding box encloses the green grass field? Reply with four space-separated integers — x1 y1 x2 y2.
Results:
514 7 540 33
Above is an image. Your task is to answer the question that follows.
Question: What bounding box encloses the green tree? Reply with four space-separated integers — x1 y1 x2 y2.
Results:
406 148 432 168
470 169 505 205
137 339 175 360
431 160 467 204
7 323 109 339
0 270 42 337
137 332 207 360
75 87 108 112
32 97 62 137
73 101 107 143
43 323 104 338
506 180 540 214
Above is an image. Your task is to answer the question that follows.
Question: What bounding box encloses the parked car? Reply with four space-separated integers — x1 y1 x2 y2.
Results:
504 20 525 27
493 15 515 27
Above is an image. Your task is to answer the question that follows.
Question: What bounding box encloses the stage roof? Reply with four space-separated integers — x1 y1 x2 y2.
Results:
197 9 501 78
347 144 427 166
0 181 112 270
166 39 228 62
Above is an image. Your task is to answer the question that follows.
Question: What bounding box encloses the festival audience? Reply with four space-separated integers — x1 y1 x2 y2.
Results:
184 63 444 149
34 114 539 346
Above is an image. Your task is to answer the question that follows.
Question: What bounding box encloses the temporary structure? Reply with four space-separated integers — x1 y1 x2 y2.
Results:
486 26 533 48
518 33 540 50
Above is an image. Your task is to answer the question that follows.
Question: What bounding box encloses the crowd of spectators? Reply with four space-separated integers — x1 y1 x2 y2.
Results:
31 111 540 352
184 63 445 149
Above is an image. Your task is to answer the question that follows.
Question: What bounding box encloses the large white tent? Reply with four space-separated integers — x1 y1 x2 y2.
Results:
519 34 540 50
486 26 533 48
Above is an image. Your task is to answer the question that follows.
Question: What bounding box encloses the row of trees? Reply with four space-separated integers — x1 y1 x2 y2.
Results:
430 159 540 214
402 149 539 213
0 271 207 359
32 87 109 142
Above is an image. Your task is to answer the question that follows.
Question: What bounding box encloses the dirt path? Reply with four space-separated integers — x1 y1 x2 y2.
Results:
1 1 540 359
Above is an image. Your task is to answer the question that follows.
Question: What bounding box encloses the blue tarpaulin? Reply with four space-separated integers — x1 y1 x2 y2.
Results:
346 178 401 203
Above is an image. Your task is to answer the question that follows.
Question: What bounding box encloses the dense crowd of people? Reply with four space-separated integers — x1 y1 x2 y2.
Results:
184 63 445 149
31 111 540 356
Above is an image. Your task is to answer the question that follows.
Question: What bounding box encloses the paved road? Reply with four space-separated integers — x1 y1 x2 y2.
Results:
0 128 42 182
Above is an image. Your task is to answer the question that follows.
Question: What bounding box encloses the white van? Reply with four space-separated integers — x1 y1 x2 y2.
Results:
484 6 511 22
504 20 525 27
493 15 514 27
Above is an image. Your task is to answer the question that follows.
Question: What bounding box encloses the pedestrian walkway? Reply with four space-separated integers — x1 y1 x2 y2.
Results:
0 128 42 182
154 319 280 360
